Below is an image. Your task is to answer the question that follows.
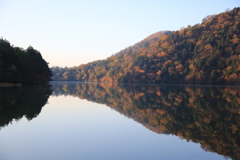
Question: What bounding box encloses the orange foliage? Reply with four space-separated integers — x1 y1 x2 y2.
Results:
147 53 154 58
225 73 239 83
134 66 140 71
157 70 162 75
204 117 212 124
159 125 167 132
157 51 168 57
204 44 213 51
176 64 184 72
189 96 196 103
134 92 145 99
156 91 161 96
232 34 240 44
237 66 240 71
161 42 170 49
237 98 240 104
189 38 196 43
175 96 183 103
163 60 172 66
186 31 193 37
156 109 167 114
162 100 171 106
189 64 197 71
159 34 168 41
196 40 202 46
51 7 240 85
178 28 185 36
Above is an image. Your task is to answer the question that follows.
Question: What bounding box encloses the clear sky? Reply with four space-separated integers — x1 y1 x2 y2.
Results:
0 0 239 67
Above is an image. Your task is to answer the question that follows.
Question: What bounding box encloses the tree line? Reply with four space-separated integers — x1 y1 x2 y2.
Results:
0 39 52 84
52 7 240 85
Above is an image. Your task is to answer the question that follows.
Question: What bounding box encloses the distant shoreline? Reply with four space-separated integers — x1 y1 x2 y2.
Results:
50 81 240 88
0 83 22 87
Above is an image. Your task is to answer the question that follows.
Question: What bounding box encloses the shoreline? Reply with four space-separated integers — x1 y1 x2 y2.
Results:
0 83 22 87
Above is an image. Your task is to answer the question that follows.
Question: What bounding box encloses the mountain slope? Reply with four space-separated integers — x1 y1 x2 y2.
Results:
52 7 240 84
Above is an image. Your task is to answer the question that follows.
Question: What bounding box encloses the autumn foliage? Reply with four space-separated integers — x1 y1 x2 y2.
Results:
52 7 240 85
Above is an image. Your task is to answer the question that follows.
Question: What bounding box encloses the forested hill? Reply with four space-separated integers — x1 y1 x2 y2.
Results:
52 7 240 84
0 39 52 84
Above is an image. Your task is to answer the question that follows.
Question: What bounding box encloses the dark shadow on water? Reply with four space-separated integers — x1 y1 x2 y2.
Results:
0 84 52 129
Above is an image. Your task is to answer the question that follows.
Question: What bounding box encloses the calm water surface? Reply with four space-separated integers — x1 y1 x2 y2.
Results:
0 82 239 160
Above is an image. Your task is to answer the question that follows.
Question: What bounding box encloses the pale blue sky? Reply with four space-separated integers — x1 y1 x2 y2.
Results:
0 0 239 67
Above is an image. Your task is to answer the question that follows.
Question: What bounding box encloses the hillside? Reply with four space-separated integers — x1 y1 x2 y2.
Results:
0 39 52 84
52 7 240 84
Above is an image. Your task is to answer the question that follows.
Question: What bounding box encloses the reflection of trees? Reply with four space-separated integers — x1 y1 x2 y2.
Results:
0 85 52 129
52 82 240 160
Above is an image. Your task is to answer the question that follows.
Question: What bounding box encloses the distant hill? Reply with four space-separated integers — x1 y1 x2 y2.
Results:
0 39 52 84
114 30 172 56
52 7 240 84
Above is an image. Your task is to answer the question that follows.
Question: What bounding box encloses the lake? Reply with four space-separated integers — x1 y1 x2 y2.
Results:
0 81 239 160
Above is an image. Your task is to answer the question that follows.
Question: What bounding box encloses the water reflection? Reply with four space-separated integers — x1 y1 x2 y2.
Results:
51 82 240 160
0 85 52 129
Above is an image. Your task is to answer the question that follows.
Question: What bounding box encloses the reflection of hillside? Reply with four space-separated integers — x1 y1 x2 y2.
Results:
0 85 52 129
51 82 240 160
